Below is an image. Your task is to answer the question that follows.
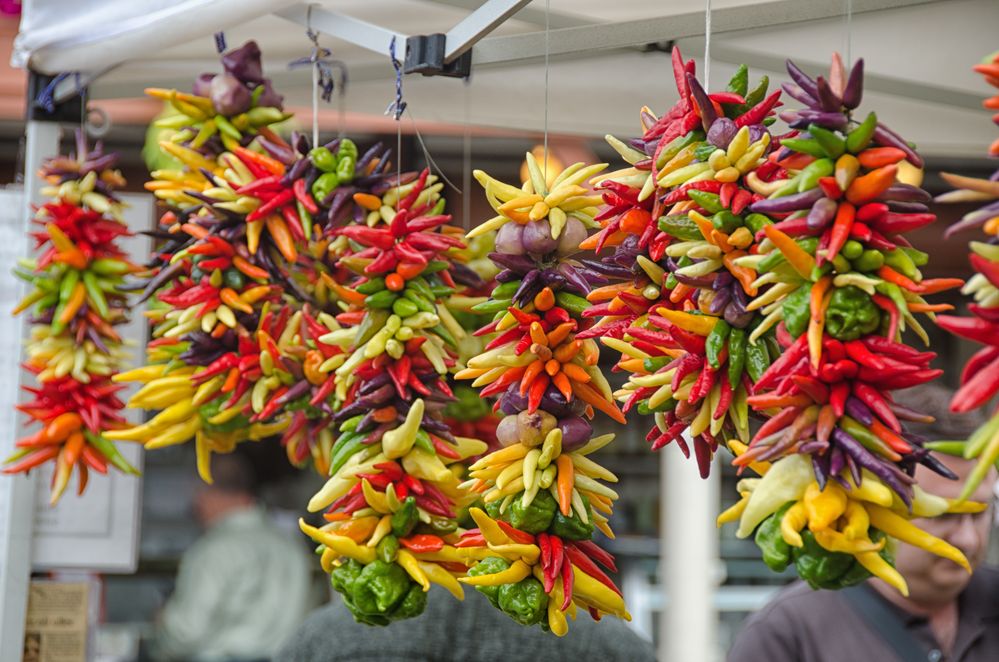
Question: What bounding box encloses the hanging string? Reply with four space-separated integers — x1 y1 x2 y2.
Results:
542 0 550 183
385 36 407 198
405 109 461 194
703 0 712 90
288 5 347 146
462 78 472 231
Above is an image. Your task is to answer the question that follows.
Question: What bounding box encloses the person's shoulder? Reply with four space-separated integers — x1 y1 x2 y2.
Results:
738 580 850 636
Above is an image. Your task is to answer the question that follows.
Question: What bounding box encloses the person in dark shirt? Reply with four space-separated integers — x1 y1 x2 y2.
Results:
274 583 656 662
728 454 998 662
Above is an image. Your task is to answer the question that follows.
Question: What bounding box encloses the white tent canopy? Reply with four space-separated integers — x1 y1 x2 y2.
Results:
12 0 999 155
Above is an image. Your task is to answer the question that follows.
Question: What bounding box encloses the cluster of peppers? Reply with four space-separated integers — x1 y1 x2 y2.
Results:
584 49 981 594
928 50 999 499
5 132 140 503
449 154 631 635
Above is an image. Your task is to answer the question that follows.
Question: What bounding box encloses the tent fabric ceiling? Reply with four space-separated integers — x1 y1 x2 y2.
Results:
11 0 999 155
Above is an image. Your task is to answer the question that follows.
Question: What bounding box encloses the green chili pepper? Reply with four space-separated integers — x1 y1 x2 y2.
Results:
505 489 557 534
845 112 878 153
883 249 919 280
356 277 386 295
797 158 835 192
853 248 885 272
875 281 908 317
392 297 419 317
726 64 749 97
658 214 705 241
391 496 419 537
365 290 398 309
403 289 436 314
745 337 771 383
808 125 846 159
781 137 829 159
694 143 719 161
754 502 793 572
468 557 510 607
377 534 399 563
900 247 929 267
742 75 769 109
830 252 852 275
312 172 340 202
687 190 724 215
222 268 245 291
340 414 365 433
825 286 881 341
549 493 594 540
706 320 731 369
309 146 337 172
492 280 521 299
498 577 549 626
782 284 812 338
727 328 748 385
330 432 366 476
657 131 705 166
643 356 673 372
199 400 249 434
712 210 744 234
744 213 773 234
81 270 109 319
664 272 679 290
555 292 590 317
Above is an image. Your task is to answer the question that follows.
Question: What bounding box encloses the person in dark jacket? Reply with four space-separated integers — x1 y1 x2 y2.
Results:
728 450 998 662
274 584 656 662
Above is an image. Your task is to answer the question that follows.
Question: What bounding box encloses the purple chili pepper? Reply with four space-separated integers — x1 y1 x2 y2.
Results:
806 197 838 231
786 60 819 100
842 59 864 109
844 397 874 426
749 187 825 214
814 76 842 113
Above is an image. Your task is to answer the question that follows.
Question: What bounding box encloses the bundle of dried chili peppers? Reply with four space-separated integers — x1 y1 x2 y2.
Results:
298 169 493 625
928 50 999 499
450 155 630 634
586 49 782 477
5 131 140 503
718 55 982 594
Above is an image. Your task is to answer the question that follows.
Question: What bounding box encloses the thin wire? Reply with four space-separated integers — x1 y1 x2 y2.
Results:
386 36 407 201
307 4 319 147
462 79 472 231
704 0 712 90
542 0 550 183
337 77 347 139
407 110 462 194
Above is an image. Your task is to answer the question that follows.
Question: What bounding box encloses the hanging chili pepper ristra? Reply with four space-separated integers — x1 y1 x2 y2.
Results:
451 154 631 635
720 54 982 594
5 131 140 503
929 49 999 499
585 48 783 478
299 169 490 625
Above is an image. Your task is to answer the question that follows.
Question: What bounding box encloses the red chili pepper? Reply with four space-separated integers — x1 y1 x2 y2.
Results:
495 520 535 545
791 375 829 403
829 382 850 417
235 175 283 195
754 335 808 393
246 188 295 222
564 545 622 596
951 355 999 412
292 178 319 215
853 382 902 432
961 345 999 386
400 534 445 553
560 559 575 611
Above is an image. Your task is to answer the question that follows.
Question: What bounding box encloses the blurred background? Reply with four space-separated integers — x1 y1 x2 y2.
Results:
1 1 998 660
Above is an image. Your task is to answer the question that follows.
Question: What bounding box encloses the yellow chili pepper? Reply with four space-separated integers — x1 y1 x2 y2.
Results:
865 504 971 572
803 482 847 531
459 559 531 586
780 502 808 547
298 519 376 564
396 549 431 591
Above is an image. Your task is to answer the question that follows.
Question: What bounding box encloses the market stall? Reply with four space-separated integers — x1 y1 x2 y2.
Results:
2 1 997 660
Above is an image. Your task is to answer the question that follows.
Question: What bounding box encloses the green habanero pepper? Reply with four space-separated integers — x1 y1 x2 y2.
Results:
337 138 359 161
727 327 748 385
468 557 510 607
392 583 428 620
754 502 793 572
706 320 731 369
498 577 549 626
792 530 857 590
782 284 812 338
504 489 557 534
391 496 419 537
309 146 337 172
355 560 411 613
312 172 340 202
549 493 594 541
336 155 356 182
824 285 881 341
484 499 503 520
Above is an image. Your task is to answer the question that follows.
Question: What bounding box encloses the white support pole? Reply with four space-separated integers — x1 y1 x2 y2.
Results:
0 119 61 662
275 4 408 57
443 0 532 63
661 442 719 661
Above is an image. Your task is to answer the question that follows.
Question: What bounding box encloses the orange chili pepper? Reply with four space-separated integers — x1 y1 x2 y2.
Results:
571 381 626 424
221 367 240 393
220 287 253 314
544 359 561 377
232 145 286 177
303 350 325 385
826 201 856 262
846 164 898 205
553 339 581 363
546 323 576 348
385 273 405 291
810 276 833 323
58 281 87 324
265 215 298 263
555 455 575 516
180 223 210 240
619 208 652 234
520 359 545 396
585 283 633 303
579 230 627 251
44 413 82 443
906 302 953 313
232 256 270 280
372 406 398 423
552 372 573 400
560 363 592 384
533 287 555 312
353 192 383 210
723 250 757 296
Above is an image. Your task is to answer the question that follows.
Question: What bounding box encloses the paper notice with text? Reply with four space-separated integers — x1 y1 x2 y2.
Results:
23 581 89 662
